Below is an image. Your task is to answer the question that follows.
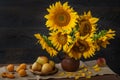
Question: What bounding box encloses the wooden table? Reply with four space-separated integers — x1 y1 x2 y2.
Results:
21 75 120 80
0 64 120 80
44 74 120 80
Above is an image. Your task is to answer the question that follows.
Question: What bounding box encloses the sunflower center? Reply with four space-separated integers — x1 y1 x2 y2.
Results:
54 11 71 27
59 15 64 21
72 45 80 53
79 20 92 36
72 40 90 53
57 32 67 45
78 40 90 53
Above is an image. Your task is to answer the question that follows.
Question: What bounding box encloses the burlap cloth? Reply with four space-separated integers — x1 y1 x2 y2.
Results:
0 60 115 80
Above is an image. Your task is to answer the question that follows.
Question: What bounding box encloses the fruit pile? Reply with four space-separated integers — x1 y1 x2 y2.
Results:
31 56 55 74
1 63 27 79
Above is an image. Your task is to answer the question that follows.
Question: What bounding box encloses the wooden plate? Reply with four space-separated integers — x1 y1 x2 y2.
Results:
29 66 58 76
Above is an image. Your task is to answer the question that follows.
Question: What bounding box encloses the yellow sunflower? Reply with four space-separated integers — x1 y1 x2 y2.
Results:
48 30 72 51
34 33 58 56
78 11 99 37
67 37 96 59
45 1 78 32
95 29 115 51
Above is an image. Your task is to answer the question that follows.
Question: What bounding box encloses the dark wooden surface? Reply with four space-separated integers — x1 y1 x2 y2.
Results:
45 74 120 80
0 0 120 75
0 64 120 80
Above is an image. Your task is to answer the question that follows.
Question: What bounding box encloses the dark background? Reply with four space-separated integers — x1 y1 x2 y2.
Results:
0 0 120 74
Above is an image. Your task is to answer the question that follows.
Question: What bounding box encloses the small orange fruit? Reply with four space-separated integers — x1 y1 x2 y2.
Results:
1 72 15 79
18 69 27 77
6 73 15 79
1 72 8 78
16 63 27 72
6 64 14 72
19 63 27 70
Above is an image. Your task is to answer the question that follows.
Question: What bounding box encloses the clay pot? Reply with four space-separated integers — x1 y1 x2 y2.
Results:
61 56 80 72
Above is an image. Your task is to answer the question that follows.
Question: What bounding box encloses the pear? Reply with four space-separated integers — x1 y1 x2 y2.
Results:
49 60 55 68
32 62 42 71
41 63 53 74
36 56 48 65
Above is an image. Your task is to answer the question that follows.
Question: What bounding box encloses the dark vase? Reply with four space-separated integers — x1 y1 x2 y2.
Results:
61 56 80 72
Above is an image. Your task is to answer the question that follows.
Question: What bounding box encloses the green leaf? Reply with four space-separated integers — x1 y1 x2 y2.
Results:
42 35 53 47
93 30 107 41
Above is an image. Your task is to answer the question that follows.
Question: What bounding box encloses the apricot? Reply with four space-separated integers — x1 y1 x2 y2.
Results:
1 72 8 78
19 63 27 70
16 63 27 72
6 73 15 79
18 69 27 77
1 72 15 79
6 64 14 72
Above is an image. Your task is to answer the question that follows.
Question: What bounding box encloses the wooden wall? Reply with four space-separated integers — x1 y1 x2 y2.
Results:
0 0 120 74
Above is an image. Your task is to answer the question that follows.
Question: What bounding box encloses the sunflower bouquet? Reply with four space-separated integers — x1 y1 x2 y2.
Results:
34 1 115 60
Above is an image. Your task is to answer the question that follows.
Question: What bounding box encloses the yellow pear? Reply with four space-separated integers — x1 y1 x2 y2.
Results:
41 63 53 74
49 60 55 67
32 62 42 71
36 56 48 65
